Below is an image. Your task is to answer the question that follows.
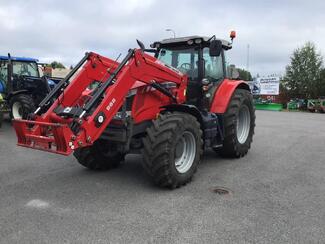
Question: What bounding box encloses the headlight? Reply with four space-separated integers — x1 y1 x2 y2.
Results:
187 40 194 45
195 38 202 44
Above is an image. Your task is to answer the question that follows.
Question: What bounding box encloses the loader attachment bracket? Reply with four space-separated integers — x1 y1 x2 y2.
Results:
13 119 73 155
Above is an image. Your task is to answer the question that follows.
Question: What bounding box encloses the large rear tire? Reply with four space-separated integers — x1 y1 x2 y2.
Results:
142 112 203 189
216 89 255 158
9 94 35 120
73 140 125 170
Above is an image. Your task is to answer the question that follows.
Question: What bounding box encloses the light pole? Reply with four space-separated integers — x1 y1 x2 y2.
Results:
246 44 250 80
165 29 176 38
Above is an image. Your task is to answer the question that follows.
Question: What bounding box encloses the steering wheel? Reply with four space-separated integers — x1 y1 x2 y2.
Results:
20 71 31 76
178 63 192 74
180 63 191 70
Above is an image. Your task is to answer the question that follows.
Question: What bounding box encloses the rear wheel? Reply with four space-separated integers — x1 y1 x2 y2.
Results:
9 94 35 120
216 89 255 158
142 112 203 189
73 140 125 170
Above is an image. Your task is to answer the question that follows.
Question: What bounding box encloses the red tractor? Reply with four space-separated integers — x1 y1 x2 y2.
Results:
13 32 255 188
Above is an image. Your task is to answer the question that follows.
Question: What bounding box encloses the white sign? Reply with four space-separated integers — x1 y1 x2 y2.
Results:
251 77 280 95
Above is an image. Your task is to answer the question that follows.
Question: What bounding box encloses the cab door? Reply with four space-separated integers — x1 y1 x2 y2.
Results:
201 47 226 109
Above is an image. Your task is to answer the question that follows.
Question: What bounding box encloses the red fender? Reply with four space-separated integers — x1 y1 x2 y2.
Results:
210 79 250 114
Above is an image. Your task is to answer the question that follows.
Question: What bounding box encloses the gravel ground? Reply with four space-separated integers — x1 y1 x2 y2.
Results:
0 110 325 244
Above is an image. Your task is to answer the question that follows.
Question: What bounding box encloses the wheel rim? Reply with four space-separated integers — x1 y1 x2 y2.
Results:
236 105 251 144
12 102 23 119
174 131 196 174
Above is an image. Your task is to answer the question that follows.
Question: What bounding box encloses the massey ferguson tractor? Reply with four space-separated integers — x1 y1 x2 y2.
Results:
13 32 255 188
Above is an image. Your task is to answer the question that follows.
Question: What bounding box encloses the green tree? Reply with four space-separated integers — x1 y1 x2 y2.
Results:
320 69 325 96
49 61 66 69
237 68 252 81
283 42 324 98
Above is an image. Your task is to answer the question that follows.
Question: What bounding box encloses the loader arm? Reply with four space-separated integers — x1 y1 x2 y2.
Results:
13 49 187 155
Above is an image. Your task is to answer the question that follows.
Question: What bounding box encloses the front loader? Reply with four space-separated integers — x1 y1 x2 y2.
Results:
13 32 255 188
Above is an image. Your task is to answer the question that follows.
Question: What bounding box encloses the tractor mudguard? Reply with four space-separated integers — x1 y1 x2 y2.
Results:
210 79 250 114
131 85 180 124
161 104 203 124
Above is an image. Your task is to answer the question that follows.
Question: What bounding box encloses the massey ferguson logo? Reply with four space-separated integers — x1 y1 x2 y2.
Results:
106 98 116 111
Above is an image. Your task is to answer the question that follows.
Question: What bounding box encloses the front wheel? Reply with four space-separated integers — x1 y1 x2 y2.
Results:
142 112 203 189
73 140 125 170
9 94 35 120
216 89 255 158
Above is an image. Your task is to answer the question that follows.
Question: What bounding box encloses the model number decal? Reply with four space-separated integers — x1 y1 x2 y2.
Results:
106 98 116 111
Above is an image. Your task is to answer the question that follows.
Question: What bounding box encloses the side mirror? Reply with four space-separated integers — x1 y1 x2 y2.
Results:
209 40 222 57
160 49 166 56
136 39 145 51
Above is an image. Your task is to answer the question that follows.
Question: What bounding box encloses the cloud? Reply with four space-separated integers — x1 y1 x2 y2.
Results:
0 0 324 76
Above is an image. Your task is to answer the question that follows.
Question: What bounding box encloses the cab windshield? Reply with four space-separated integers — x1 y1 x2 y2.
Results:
12 61 39 77
158 48 199 80
157 47 224 82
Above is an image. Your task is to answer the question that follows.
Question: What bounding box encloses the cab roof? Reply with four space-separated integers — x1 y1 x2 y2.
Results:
0 55 38 62
151 35 232 50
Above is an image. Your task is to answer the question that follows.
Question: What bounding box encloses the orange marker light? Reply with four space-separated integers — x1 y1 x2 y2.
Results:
230 31 236 39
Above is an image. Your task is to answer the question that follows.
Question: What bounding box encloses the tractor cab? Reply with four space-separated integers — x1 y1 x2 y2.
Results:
0 55 41 97
151 34 237 107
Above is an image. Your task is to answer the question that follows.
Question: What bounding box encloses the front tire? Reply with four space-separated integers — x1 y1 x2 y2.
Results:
9 94 35 120
142 112 203 189
217 89 255 158
73 140 125 170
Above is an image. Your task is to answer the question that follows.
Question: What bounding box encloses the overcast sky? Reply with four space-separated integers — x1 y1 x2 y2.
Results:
1 0 325 76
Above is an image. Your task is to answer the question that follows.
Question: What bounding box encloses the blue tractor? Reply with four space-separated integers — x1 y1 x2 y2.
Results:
0 54 59 121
